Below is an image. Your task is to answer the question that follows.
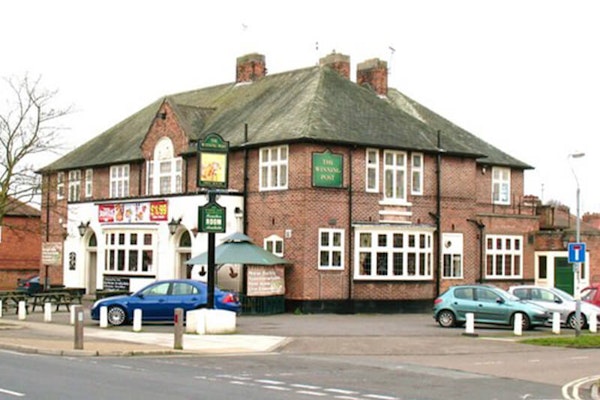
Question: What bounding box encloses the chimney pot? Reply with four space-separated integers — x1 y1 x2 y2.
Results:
319 52 350 79
236 53 266 83
357 58 388 96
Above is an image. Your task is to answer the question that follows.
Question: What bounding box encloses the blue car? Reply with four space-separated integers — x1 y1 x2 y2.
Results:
90 279 241 326
433 284 550 330
16 275 42 295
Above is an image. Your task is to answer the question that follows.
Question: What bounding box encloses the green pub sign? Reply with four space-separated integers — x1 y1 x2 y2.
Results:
198 133 229 189
312 151 343 188
198 202 226 233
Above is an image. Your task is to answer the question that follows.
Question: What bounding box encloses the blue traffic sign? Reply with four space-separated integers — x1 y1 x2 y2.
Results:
568 242 586 263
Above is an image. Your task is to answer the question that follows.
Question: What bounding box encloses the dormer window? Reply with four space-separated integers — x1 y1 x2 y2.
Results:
147 137 182 195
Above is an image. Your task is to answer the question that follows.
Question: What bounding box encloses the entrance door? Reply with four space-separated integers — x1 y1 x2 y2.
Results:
87 251 97 295
554 256 574 294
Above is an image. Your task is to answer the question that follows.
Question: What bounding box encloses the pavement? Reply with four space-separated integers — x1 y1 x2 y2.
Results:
0 304 595 358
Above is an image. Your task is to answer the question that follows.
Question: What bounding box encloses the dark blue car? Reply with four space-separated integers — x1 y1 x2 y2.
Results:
16 275 42 295
90 279 241 326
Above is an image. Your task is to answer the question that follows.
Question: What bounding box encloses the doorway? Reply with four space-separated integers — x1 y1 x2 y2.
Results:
554 256 573 294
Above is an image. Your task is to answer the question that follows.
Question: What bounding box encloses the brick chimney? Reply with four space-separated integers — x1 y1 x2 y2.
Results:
319 52 350 79
236 53 266 83
356 58 388 96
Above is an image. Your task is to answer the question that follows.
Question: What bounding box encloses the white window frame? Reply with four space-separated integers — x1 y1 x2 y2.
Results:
85 169 93 198
264 234 284 257
441 233 463 279
56 172 65 200
147 138 182 195
259 145 288 191
110 165 130 198
492 167 510 205
147 159 182 195
68 170 81 202
382 150 407 203
318 228 344 270
354 228 433 280
104 230 156 274
485 234 523 279
411 153 423 196
365 148 379 193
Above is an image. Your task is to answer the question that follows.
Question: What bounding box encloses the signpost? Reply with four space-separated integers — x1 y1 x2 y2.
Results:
568 242 586 336
197 133 229 309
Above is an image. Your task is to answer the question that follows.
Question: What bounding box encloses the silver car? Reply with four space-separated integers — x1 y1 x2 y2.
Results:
509 285 600 329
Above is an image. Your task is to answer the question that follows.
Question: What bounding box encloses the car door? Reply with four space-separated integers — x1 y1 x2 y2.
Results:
127 281 172 320
533 288 568 322
169 282 205 313
475 287 508 323
451 287 478 321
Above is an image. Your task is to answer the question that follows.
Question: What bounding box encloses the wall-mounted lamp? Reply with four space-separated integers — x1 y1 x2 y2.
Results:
168 218 182 235
481 166 487 175
78 221 90 237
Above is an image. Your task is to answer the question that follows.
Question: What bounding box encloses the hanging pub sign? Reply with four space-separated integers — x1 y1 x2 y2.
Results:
198 201 226 233
312 150 343 188
197 133 229 189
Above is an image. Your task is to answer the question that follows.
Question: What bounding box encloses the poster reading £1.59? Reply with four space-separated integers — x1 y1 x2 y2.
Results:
98 200 168 223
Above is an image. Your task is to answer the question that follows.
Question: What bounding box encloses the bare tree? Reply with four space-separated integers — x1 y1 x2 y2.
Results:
0 74 70 225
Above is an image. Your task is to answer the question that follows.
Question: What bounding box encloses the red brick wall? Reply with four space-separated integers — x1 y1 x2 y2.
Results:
0 214 42 289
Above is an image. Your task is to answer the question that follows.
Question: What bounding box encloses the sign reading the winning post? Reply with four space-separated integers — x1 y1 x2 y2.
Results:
312 150 343 188
199 202 226 233
198 133 229 189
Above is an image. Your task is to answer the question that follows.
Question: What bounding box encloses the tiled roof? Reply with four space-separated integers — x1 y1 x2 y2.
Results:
4 197 40 217
40 64 531 172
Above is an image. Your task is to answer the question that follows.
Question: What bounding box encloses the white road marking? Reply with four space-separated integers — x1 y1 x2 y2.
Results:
256 379 284 385
363 395 399 400
296 390 328 396
324 388 359 394
263 385 291 391
562 375 600 400
0 388 25 397
291 384 322 389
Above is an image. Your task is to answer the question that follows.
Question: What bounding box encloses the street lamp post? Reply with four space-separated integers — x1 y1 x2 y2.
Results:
568 152 585 337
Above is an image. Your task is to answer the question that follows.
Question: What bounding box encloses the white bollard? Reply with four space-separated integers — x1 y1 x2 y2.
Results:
133 309 142 332
0 300 3 318
44 302 52 322
186 310 197 333
465 312 475 335
99 306 108 328
513 313 523 336
589 312 597 333
552 312 561 334
18 301 27 320
70 307 76 325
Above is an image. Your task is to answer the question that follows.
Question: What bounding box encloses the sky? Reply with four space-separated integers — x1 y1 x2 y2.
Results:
2 0 599 213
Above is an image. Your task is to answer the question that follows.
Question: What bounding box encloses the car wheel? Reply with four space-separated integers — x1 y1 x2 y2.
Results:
107 306 127 326
437 310 456 328
512 312 531 330
567 312 587 329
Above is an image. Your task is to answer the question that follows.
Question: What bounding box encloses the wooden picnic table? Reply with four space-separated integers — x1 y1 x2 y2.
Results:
29 291 74 312
0 290 29 313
